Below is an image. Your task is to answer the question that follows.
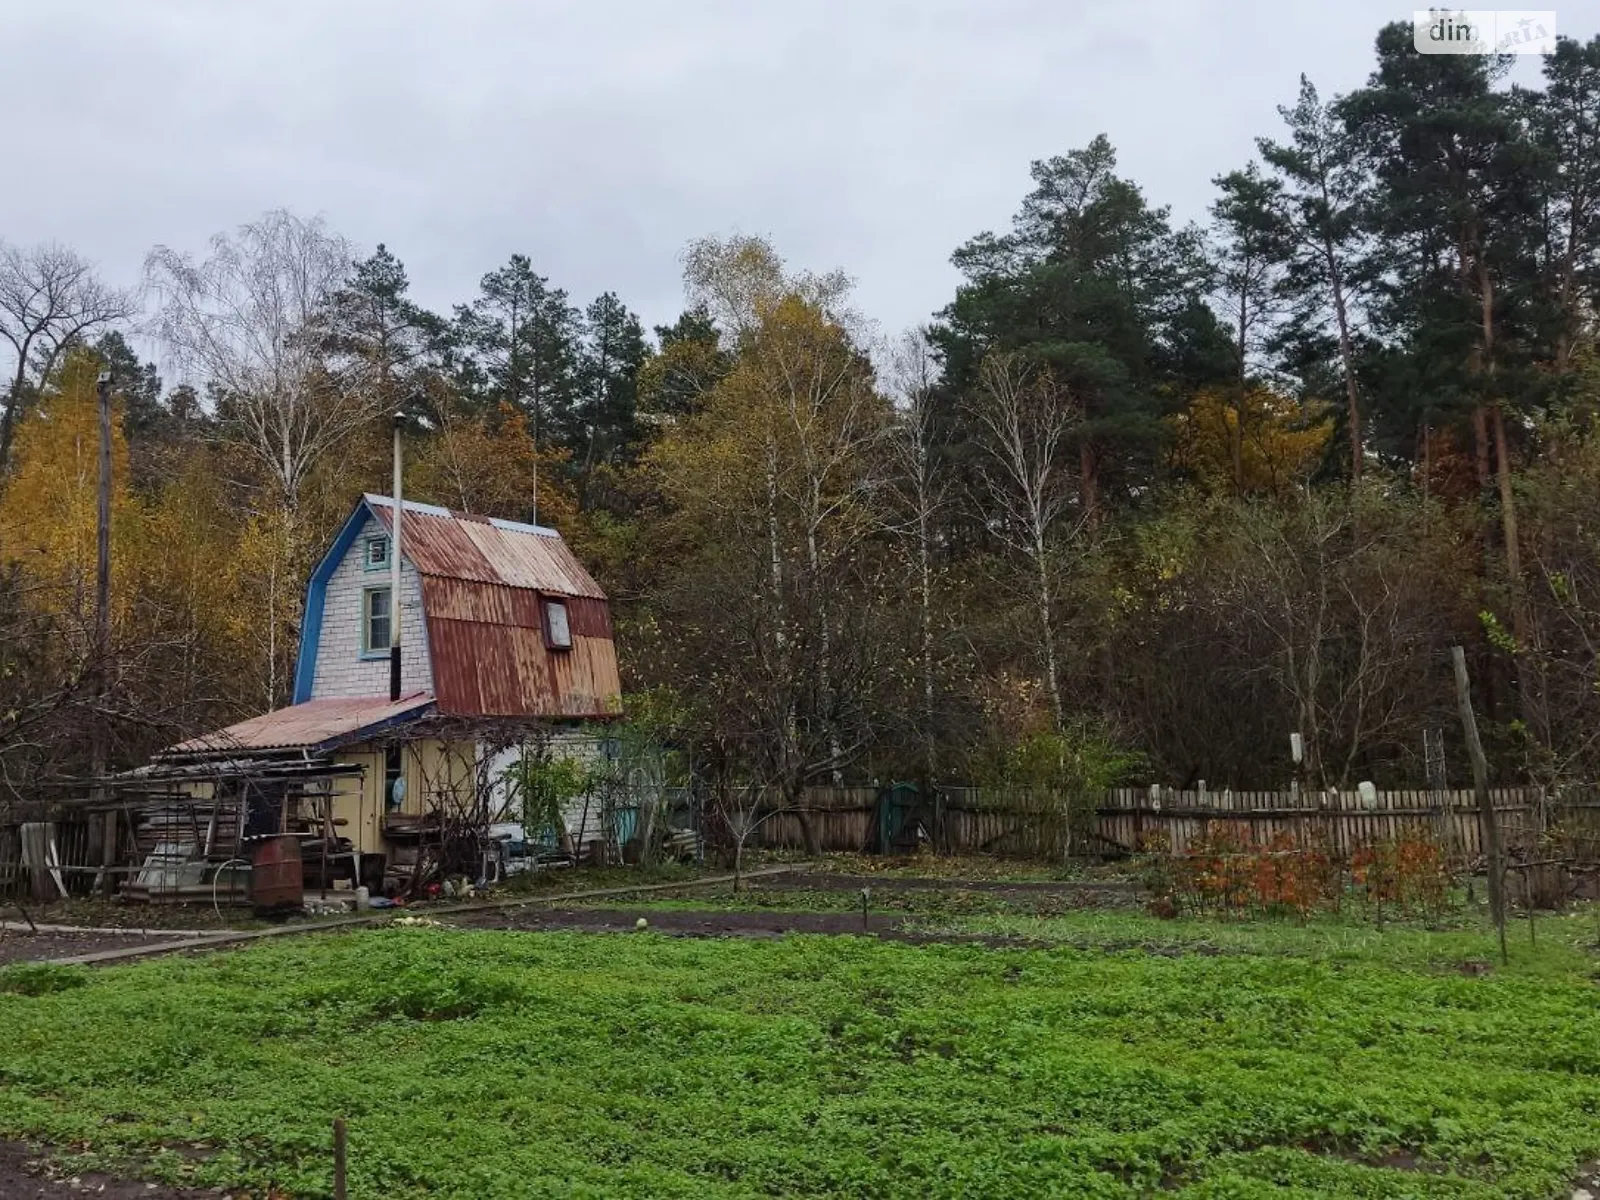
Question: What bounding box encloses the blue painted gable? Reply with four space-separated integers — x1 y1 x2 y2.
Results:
292 501 379 704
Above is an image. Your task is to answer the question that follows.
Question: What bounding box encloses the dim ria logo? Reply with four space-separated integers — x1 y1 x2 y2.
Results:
1412 9 1558 54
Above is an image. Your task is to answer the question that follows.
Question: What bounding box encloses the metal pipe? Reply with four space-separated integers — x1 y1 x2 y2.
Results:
94 372 114 896
390 411 403 702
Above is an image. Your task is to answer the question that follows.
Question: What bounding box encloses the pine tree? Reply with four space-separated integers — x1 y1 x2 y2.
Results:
937 135 1224 520
324 244 445 420
1257 75 1374 479
453 255 582 449
572 291 648 504
1209 164 1293 490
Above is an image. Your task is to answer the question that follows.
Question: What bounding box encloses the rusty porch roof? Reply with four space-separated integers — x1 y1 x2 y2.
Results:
165 693 436 758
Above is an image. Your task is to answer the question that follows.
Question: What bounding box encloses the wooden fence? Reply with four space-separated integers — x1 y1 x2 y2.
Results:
747 784 1600 863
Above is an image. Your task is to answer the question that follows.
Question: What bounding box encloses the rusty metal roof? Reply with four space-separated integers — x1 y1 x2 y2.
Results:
365 495 606 599
164 693 435 757
360 496 621 720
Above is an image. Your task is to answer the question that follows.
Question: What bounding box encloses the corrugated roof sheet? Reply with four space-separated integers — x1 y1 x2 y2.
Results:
366 495 606 599
360 496 621 720
164 693 434 756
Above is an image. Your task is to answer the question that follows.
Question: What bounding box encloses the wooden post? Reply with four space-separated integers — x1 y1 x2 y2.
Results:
1451 646 1507 963
333 1117 347 1200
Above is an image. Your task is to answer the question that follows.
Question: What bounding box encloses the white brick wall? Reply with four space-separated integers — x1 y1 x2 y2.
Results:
487 730 609 843
310 513 434 699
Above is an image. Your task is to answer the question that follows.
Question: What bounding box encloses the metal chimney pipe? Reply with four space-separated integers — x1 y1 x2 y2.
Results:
389 411 404 702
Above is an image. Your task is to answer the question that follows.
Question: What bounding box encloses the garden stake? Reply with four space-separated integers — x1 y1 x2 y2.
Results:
333 1117 347 1200
1522 866 1536 946
860 886 871 932
1452 646 1508 965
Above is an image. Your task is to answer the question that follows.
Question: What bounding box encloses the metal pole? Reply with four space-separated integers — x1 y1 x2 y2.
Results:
389 412 403 703
94 372 114 897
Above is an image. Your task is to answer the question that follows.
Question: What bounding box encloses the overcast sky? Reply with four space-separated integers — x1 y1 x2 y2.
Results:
3 0 1575 351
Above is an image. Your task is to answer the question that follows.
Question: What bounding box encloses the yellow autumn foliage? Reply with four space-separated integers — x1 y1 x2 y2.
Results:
1170 386 1332 495
0 352 142 633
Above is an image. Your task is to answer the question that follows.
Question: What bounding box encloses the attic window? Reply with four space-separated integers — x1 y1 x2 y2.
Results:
543 598 572 651
364 536 390 571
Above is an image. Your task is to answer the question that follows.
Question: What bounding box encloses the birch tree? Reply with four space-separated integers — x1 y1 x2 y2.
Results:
144 210 361 704
886 328 951 778
970 353 1085 728
144 210 362 515
0 241 136 474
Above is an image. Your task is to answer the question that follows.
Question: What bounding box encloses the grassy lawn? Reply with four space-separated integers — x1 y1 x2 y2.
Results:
2 916 1599 1199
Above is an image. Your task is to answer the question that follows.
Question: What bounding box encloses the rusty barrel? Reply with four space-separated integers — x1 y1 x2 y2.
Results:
251 834 304 915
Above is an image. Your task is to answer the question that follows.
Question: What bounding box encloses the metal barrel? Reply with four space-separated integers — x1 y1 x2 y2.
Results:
250 834 304 915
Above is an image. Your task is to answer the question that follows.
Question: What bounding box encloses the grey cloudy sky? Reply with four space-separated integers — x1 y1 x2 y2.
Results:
3 0 1575 345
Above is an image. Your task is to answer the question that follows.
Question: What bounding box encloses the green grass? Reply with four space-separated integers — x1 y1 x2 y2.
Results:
3 917 1600 1198
907 905 1600 973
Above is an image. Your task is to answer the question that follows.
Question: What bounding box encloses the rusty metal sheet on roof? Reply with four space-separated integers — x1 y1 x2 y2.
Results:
371 506 498 583
456 520 606 597
421 578 539 628
371 503 606 598
165 693 434 756
565 596 613 640
427 620 551 717
425 616 620 719
361 496 618 719
551 636 623 717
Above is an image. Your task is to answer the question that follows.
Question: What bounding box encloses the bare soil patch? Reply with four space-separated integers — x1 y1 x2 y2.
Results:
767 870 1140 902
0 929 176 966
0 1141 228 1199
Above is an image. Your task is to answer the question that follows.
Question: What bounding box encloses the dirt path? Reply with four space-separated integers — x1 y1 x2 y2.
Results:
0 929 200 966
10 863 814 968
0 1142 227 1199
768 870 1139 900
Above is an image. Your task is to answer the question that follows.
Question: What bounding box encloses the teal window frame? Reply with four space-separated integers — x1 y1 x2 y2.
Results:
361 585 392 658
363 535 390 571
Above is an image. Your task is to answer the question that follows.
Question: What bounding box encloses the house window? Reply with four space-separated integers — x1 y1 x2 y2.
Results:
363 586 392 655
543 597 572 650
364 536 390 570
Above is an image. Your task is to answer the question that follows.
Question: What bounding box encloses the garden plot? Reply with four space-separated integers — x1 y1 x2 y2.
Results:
2 913 1600 1199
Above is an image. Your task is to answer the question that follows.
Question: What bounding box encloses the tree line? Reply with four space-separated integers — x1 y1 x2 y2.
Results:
2 22 1598 806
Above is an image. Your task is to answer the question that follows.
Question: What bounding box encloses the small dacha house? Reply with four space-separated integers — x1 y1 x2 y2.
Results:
116 493 623 900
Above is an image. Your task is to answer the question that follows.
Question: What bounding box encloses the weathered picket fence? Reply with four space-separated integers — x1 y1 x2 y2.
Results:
747 783 1600 863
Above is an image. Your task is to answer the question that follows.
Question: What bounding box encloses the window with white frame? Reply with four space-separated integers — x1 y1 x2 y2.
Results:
363 586 392 654
543 597 572 650
364 535 390 570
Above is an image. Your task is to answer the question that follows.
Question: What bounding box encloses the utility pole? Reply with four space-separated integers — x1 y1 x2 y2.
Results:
389 411 404 703
94 371 115 896
1451 645 1507 963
